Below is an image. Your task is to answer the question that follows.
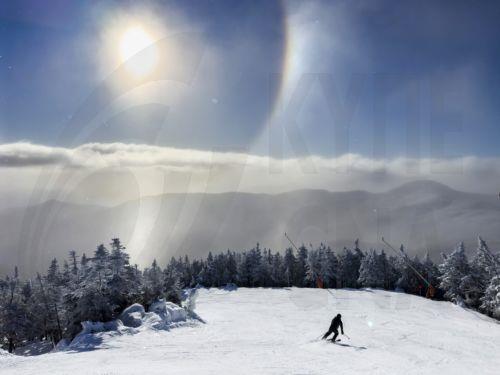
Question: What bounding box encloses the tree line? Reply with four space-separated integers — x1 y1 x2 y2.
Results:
1 237 499 353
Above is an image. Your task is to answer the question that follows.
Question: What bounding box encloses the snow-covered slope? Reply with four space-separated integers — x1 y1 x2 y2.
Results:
1 288 499 374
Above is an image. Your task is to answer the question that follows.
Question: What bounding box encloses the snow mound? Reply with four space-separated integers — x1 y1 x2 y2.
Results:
80 319 126 334
119 303 146 328
148 300 187 325
143 300 189 329
63 301 191 351
68 320 135 351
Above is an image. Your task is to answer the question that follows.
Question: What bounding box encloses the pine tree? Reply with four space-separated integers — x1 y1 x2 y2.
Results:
0 270 30 352
339 246 363 288
480 276 500 318
66 244 114 328
305 248 321 287
283 248 296 287
109 238 129 276
422 253 439 288
322 245 338 288
200 252 216 287
143 259 164 306
224 251 238 285
358 250 385 288
295 245 308 287
46 258 60 286
378 250 397 290
38 260 64 344
163 265 182 305
237 251 251 287
270 252 285 287
439 242 470 305
181 255 193 287
69 250 79 276
396 250 426 295
248 244 263 287
258 249 272 287
470 237 500 303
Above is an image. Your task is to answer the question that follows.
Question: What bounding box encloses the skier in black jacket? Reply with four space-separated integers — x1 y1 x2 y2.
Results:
322 313 344 342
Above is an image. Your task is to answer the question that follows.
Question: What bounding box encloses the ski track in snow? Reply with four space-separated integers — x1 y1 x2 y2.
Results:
1 288 499 374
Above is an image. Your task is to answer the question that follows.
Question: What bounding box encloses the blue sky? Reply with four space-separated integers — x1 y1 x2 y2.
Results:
0 0 286 150
1 0 500 205
1 0 499 158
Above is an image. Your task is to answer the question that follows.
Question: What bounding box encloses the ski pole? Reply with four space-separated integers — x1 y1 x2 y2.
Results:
343 333 351 340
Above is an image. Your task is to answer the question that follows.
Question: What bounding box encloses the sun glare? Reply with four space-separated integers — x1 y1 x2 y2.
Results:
119 26 158 77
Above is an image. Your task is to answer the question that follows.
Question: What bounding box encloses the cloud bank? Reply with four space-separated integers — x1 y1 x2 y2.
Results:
0 142 499 205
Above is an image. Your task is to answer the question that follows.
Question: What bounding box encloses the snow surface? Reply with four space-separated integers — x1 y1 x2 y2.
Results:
1 288 499 374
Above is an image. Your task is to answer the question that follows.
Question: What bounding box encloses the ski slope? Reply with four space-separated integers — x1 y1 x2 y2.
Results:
1 288 499 374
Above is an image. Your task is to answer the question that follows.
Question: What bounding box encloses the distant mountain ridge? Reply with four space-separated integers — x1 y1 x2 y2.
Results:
1 180 499 277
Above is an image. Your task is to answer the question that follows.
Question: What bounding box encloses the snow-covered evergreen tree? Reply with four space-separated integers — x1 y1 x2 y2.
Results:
163 265 182 305
270 252 285 287
396 250 426 295
223 251 238 285
322 245 339 288
422 253 440 288
200 252 216 287
469 237 500 304
248 244 263 287
258 249 273 287
305 248 321 287
480 276 500 319
358 249 385 288
0 271 30 352
439 242 470 305
339 244 364 288
143 259 164 306
295 245 308 287
237 251 251 287
283 248 296 287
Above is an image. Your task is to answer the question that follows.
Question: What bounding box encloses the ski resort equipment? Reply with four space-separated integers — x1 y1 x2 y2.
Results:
381 237 435 299
285 233 329 290
284 232 300 253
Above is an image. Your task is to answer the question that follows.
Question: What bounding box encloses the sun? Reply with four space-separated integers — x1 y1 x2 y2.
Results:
119 26 158 77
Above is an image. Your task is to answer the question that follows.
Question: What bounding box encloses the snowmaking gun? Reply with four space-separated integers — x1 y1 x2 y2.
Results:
381 237 436 299
285 232 325 289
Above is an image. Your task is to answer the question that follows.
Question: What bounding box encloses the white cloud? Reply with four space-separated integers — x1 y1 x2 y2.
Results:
0 142 499 208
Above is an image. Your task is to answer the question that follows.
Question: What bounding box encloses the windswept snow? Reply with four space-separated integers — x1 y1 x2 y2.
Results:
1 288 499 374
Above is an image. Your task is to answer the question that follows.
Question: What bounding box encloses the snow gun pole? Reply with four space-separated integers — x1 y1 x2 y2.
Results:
285 233 335 295
284 232 300 253
381 237 433 290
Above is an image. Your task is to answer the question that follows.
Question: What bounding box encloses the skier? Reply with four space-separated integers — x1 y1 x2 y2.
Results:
322 313 344 342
